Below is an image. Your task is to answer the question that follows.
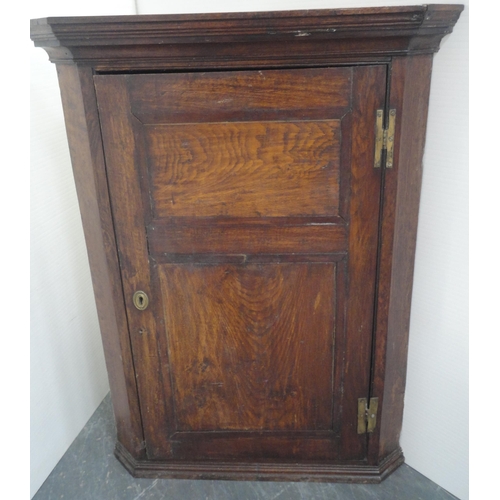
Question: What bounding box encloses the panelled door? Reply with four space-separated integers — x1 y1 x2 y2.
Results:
94 65 386 462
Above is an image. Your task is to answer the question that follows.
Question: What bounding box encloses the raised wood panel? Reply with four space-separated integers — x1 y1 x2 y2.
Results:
128 68 352 124
146 120 340 218
159 263 335 432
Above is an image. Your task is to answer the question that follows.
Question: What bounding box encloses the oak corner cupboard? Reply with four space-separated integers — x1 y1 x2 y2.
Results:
30 4 463 483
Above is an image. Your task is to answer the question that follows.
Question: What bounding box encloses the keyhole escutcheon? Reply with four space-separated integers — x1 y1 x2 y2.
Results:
133 290 149 311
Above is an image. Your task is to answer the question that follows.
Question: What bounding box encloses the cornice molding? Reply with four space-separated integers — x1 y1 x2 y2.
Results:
30 5 464 69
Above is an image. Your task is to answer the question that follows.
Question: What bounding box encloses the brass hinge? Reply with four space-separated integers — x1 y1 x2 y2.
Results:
374 109 396 168
357 397 379 434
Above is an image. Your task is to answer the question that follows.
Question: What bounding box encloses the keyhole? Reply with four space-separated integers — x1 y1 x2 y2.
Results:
133 291 149 310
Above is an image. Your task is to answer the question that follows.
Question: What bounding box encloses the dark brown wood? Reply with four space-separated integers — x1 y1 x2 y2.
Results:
93 64 384 464
115 440 404 482
146 220 348 256
92 76 174 458
128 68 351 124
30 5 463 70
340 64 386 461
161 263 335 433
31 4 463 482
54 65 145 458
369 54 435 463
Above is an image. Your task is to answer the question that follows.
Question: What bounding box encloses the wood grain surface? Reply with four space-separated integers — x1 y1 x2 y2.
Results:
147 219 347 256
160 263 335 432
147 121 340 218
371 55 434 463
129 69 352 124
94 64 384 463
94 76 174 458
56 65 145 458
339 64 386 461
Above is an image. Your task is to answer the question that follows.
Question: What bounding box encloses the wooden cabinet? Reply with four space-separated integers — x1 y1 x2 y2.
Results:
31 5 463 482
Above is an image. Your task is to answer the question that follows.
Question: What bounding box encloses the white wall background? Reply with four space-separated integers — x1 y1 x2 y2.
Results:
30 1 136 498
30 1 468 499
399 5 469 500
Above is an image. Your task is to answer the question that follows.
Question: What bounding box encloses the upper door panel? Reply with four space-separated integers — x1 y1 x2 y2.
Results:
127 68 351 220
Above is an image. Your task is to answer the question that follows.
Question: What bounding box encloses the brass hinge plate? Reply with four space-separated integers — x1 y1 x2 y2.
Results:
374 109 396 168
357 397 379 434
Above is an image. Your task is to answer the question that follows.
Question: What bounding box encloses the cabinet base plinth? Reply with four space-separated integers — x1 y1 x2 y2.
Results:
114 442 404 483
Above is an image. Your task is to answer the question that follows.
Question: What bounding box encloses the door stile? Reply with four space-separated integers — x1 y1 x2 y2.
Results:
365 62 392 464
129 102 179 450
94 75 174 458
339 65 387 460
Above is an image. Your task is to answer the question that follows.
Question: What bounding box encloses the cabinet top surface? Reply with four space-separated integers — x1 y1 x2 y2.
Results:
30 4 463 68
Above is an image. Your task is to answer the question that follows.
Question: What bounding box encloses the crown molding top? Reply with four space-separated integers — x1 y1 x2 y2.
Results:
30 5 464 69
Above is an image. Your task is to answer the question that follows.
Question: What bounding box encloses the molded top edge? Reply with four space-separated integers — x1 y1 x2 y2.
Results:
32 6 430 25
30 5 463 41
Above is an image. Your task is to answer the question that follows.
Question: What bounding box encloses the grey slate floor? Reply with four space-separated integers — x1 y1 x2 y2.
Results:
34 394 458 500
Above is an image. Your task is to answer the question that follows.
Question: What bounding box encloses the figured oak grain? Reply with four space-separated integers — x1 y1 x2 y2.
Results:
159 263 335 432
147 121 340 218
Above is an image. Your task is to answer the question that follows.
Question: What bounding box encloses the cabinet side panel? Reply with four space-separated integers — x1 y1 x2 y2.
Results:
371 55 433 461
55 64 145 457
